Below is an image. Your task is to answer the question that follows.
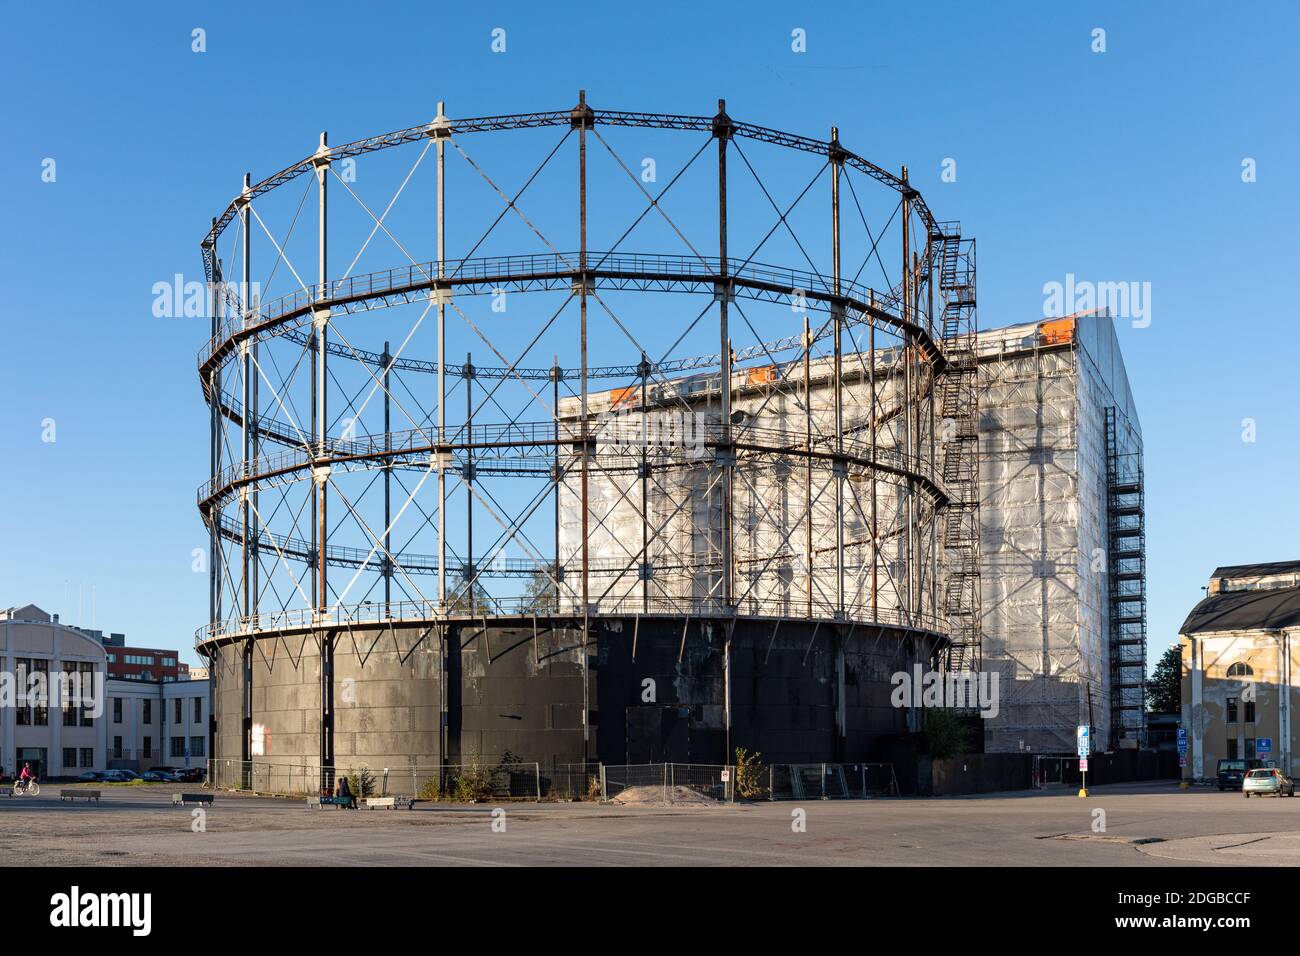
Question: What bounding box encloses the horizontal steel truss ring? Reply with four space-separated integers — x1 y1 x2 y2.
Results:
197 423 950 516
198 252 944 381
200 105 945 279
214 506 913 580
211 345 920 452
194 602 949 655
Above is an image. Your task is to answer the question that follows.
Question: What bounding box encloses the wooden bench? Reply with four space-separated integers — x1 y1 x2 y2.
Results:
60 789 100 802
172 792 213 806
364 796 413 810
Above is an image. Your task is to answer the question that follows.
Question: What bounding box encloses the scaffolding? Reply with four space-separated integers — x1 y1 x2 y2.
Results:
1105 405 1148 746
935 231 981 673
975 314 1143 753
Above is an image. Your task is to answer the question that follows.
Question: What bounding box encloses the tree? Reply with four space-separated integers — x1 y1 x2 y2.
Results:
522 564 559 612
446 582 490 614
1147 643 1181 713
922 708 972 759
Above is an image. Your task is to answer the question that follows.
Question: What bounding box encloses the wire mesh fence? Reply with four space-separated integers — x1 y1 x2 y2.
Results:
765 763 899 800
545 763 601 800
208 759 543 801
600 763 735 804
207 758 898 802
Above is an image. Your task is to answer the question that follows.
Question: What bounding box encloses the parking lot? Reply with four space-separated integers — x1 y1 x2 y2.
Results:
4 780 1300 866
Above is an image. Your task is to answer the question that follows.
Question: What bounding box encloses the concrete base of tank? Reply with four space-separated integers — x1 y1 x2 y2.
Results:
205 615 937 773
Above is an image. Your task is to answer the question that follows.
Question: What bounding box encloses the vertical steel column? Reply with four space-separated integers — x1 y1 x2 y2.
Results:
250 292 260 626
869 301 878 618
312 132 333 789
206 222 222 640
830 128 844 618
237 178 254 788
715 100 734 609
639 351 650 613
900 167 914 619
382 340 392 615
574 91 592 617
551 356 561 607
803 316 813 619
913 250 924 621
464 352 474 611
572 90 594 763
433 102 449 610
314 133 330 614
433 106 449 755
926 238 938 621
239 174 252 628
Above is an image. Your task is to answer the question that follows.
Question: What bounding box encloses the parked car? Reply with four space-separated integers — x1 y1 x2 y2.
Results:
1243 768 1295 798
78 771 103 782
101 769 139 783
140 770 172 782
174 767 205 783
1217 758 1263 791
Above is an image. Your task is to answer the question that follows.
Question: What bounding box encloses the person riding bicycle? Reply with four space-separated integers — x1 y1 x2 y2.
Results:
17 763 34 792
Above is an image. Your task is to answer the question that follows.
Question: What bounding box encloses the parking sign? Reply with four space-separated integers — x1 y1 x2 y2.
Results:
1076 725 1090 757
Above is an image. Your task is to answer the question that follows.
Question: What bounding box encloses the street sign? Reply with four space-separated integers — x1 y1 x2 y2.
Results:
1176 727 1187 742
1258 738 1273 756
1179 755 1187 768
1079 757 1089 772
1076 725 1091 757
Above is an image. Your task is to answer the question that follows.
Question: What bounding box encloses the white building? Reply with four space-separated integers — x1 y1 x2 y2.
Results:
1 604 209 777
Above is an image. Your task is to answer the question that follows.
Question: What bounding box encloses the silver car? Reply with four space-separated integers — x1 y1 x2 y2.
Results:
1242 768 1295 798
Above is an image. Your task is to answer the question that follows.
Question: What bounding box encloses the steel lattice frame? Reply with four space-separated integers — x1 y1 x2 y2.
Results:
193 94 980 773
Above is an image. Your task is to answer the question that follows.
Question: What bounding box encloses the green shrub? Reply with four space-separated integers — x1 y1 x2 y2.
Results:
922 708 972 760
734 747 769 799
452 764 494 802
345 765 376 798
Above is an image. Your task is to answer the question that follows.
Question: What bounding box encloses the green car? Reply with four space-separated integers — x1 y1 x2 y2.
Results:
1242 768 1295 798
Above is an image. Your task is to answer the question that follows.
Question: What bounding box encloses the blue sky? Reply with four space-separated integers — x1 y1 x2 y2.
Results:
1 0 1297 668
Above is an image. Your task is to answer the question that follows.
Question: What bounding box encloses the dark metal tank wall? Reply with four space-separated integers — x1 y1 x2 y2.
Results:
596 617 916 764
212 617 919 771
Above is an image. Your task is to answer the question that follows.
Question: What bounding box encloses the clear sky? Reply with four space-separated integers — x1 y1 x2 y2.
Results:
2 0 1297 669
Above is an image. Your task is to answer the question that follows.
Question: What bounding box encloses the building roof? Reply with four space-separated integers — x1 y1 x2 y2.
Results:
1211 559 1300 580
1181 585 1300 635
0 604 50 622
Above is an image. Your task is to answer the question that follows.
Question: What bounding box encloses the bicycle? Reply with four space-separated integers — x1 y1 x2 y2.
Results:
12 778 40 796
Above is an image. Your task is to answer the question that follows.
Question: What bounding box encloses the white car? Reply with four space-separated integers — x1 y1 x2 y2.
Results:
1243 768 1295 798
